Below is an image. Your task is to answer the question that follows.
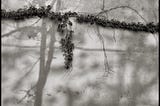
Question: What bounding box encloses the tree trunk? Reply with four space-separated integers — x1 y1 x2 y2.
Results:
34 19 56 106
34 19 47 106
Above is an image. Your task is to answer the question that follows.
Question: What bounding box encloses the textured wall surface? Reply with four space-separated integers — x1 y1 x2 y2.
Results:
2 0 159 106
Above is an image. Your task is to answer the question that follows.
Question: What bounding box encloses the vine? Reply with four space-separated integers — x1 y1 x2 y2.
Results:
1 5 159 34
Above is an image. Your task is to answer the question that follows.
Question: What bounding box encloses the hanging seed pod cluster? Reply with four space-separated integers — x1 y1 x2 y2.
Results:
1 5 159 33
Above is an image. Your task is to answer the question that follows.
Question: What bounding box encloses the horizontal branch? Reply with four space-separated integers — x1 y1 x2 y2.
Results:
2 26 40 38
2 43 157 54
1 6 159 33
96 5 147 23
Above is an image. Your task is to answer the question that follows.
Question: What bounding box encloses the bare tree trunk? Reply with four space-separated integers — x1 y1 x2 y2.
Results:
34 19 56 106
34 0 61 105
34 19 47 106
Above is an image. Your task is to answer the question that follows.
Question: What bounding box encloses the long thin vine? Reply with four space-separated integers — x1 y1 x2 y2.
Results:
1 5 159 34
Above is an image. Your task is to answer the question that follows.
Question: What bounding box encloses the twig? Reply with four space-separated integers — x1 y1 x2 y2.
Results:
2 43 157 54
96 26 113 77
17 85 36 104
112 30 116 42
73 0 82 11
13 58 40 90
101 0 105 11
2 26 40 38
24 0 32 6
97 5 158 50
30 18 41 26
96 5 147 23
100 1 117 43
2 20 17 28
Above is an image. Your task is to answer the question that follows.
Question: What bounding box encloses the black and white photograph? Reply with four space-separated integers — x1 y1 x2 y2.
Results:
1 0 159 106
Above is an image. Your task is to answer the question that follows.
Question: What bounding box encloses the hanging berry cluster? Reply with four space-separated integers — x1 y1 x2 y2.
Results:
1 5 159 33
56 15 74 69
60 30 74 69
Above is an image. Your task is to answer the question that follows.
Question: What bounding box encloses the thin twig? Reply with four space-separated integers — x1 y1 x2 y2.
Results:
101 0 105 11
13 58 40 90
31 18 41 26
112 30 116 42
2 43 157 54
17 85 36 104
73 0 81 11
96 5 147 23
97 5 158 50
2 21 17 28
2 26 40 38
24 0 32 6
96 26 113 77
